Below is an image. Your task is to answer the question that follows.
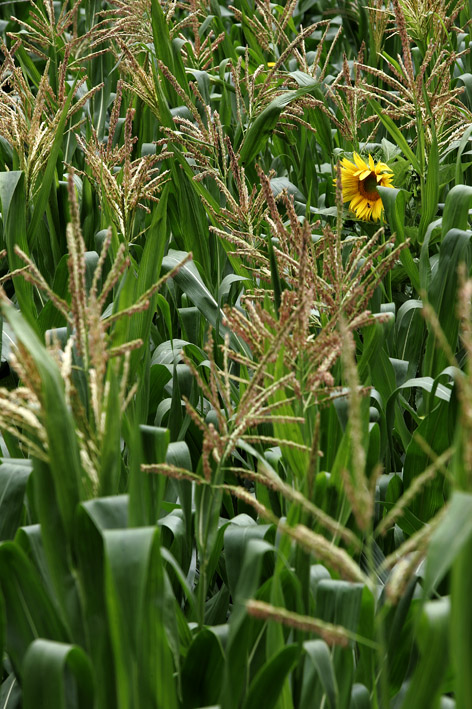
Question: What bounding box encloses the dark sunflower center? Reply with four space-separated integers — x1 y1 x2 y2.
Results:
359 173 380 202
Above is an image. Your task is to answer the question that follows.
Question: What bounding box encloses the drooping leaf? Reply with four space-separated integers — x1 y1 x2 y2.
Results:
181 628 225 709
243 645 300 709
22 639 94 709
0 460 32 541
0 542 68 677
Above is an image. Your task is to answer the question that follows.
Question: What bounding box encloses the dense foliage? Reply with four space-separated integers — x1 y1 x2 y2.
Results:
1 0 472 707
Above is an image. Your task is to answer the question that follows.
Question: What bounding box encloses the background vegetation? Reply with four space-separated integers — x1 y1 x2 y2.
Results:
0 0 472 706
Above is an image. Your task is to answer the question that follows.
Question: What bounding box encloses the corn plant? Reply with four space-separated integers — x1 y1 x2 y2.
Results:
1 0 472 707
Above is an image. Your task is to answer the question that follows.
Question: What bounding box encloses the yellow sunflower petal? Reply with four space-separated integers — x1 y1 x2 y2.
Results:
343 189 359 202
374 161 391 174
349 193 364 206
341 157 356 170
380 174 394 187
353 152 369 171
356 204 369 220
342 175 358 186
372 199 383 221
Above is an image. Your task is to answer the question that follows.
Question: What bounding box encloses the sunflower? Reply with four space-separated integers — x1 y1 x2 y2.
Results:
337 153 395 221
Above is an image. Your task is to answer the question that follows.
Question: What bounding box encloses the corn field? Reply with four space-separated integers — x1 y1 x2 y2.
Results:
0 0 472 707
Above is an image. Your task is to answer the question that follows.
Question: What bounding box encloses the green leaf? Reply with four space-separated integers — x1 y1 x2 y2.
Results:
104 527 178 709
1 302 84 531
270 349 308 483
358 319 387 381
378 187 420 292
27 81 78 250
128 425 169 527
0 542 67 677
2 303 85 634
181 628 225 708
423 492 472 598
79 495 129 532
400 598 450 709
99 367 122 496
402 400 451 521
225 517 273 601
128 183 170 371
303 640 338 709
14 525 56 603
0 671 21 708
350 684 371 709
168 170 212 283
419 218 441 290
441 185 472 237
221 537 275 709
75 497 128 709
451 534 472 708
383 579 418 693
418 129 439 242
267 235 282 315
37 253 70 333
151 0 188 101
239 83 319 165
369 347 396 407
161 250 248 352
243 645 300 709
0 171 37 329
316 580 364 708
150 0 175 82
455 124 472 185
194 483 224 619
368 99 421 174
394 300 425 377
0 460 32 540
423 228 472 377
22 639 94 709
0 589 4 684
